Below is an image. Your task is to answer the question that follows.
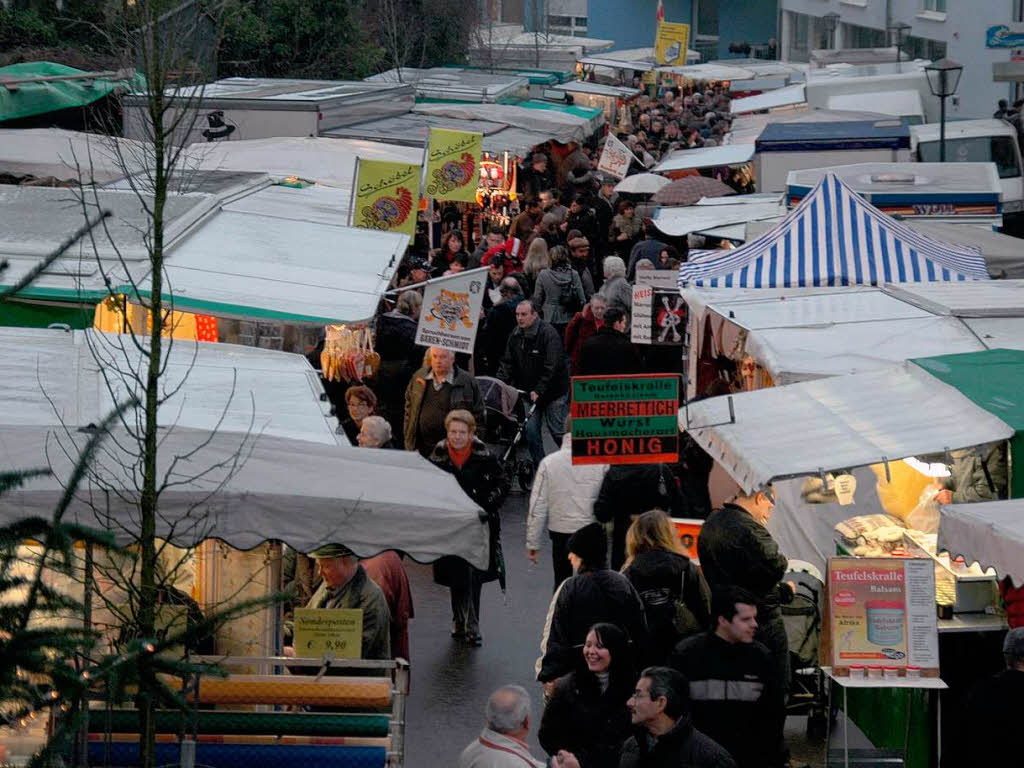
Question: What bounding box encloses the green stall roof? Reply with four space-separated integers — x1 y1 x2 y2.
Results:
912 348 1024 498
0 62 143 123
519 99 603 121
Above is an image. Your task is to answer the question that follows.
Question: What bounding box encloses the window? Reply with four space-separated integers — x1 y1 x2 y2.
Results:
903 35 946 60
922 0 946 11
917 136 1022 179
845 23 886 49
546 14 587 35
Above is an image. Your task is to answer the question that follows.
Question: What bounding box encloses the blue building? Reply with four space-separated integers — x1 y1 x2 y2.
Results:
523 0 779 61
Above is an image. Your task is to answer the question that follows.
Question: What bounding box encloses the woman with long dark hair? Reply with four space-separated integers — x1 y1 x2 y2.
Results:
539 622 636 768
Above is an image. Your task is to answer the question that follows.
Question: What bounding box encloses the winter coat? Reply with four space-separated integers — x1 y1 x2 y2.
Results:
676 434 715 520
539 670 634 768
668 632 783 768
599 275 633 319
303 565 391 660
627 239 668 280
361 551 414 662
577 326 643 377
375 311 422 435
534 265 587 326
480 296 523 376
965 668 1024 766
403 366 485 452
623 550 711 665
617 717 736 768
497 318 570 405
428 438 509 586
527 434 608 550
571 257 597 300
697 503 791 620
459 728 546 768
537 567 648 682
943 442 1008 503
565 306 601 374
566 207 601 246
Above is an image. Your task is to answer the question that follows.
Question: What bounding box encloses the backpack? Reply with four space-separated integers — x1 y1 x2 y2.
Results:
638 559 703 640
557 273 583 314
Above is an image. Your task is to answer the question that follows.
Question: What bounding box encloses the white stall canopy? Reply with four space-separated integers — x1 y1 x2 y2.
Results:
884 280 1024 317
903 221 1024 279
678 362 1015 493
653 195 785 237
0 128 149 184
729 84 805 115
654 144 755 173
938 500 1024 586
827 89 924 123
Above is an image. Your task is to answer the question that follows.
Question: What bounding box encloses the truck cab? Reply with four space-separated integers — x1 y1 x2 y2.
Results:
910 119 1024 235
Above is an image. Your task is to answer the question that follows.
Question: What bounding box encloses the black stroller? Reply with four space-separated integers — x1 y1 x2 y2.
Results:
782 560 829 740
476 376 537 492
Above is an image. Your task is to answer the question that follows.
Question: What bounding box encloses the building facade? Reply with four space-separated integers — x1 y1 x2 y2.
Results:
780 0 1021 119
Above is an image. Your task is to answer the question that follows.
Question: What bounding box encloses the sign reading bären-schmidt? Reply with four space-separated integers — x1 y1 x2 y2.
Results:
570 374 679 465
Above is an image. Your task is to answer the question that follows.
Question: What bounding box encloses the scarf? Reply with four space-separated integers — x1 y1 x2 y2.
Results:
448 442 472 469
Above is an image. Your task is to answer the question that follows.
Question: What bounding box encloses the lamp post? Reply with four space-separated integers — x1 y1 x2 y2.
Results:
924 58 964 162
822 12 841 50
887 22 911 68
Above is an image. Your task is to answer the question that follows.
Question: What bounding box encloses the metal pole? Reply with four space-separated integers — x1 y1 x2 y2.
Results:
939 95 947 163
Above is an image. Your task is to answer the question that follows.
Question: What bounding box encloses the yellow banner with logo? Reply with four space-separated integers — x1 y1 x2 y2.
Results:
424 127 482 203
352 159 420 236
655 21 690 66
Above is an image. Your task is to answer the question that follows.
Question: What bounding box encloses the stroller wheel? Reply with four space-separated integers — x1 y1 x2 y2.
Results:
517 460 535 492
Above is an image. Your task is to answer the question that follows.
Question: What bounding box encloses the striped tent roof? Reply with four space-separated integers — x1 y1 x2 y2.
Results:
677 173 991 288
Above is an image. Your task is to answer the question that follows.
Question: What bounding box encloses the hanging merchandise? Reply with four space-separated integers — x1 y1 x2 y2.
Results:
320 326 379 383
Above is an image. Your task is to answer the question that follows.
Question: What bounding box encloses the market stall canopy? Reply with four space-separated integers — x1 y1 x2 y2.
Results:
657 63 756 81
614 172 671 194
726 107 895 147
413 102 604 143
677 173 991 288
729 84 806 115
885 279 1024 316
0 62 142 122
0 327 340 444
652 196 785 237
578 56 657 72
652 176 734 206
365 67 529 103
902 222 1024 279
938 500 1024 587
0 426 488 567
552 81 642 98
678 361 1015 493
653 144 756 173
0 128 149 184
827 89 924 123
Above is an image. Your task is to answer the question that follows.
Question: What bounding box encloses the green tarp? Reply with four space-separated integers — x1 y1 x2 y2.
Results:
911 348 1024 499
0 62 143 123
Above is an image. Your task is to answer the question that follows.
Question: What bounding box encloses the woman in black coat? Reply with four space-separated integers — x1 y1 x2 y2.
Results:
428 408 509 646
621 510 711 665
539 623 636 768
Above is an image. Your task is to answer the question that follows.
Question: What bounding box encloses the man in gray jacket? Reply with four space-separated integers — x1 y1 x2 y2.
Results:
404 346 484 455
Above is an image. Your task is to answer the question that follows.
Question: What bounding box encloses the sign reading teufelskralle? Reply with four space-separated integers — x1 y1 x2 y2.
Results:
415 269 487 353
425 128 483 203
828 557 939 674
293 608 363 657
571 374 679 465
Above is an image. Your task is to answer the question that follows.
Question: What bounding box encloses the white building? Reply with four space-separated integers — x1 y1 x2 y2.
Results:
779 0 1022 120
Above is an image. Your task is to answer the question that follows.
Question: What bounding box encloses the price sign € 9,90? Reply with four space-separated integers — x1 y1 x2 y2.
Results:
293 608 363 658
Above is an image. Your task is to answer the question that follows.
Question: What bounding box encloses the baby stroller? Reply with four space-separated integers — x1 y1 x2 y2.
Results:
782 560 829 740
476 376 537 492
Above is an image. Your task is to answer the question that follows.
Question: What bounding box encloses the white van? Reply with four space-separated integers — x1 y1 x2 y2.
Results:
910 119 1024 234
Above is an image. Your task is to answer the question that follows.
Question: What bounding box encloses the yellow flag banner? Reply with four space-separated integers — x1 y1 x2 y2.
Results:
424 128 483 203
655 21 690 66
352 159 420 236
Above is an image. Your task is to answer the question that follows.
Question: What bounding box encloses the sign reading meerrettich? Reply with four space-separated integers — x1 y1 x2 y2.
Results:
570 374 679 465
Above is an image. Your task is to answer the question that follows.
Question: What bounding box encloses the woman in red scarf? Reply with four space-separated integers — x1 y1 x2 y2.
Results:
428 409 509 646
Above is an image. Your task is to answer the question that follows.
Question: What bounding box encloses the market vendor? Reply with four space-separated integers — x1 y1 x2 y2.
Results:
284 543 391 660
934 442 1007 505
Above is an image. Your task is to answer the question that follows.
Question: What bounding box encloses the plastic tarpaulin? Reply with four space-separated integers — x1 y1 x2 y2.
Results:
0 62 143 122
654 144 755 173
0 128 149 183
884 279 1024 316
678 173 992 287
652 199 785 237
938 500 1024 586
729 84 806 115
677 361 1015 493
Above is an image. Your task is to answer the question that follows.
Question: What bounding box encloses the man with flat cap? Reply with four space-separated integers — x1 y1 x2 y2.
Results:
286 543 392 660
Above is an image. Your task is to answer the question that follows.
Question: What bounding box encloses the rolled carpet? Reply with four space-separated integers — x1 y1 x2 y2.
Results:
86 710 390 737
86 740 387 768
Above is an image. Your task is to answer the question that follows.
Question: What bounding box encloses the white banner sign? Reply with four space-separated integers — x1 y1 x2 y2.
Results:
415 270 486 354
631 270 685 345
598 133 635 180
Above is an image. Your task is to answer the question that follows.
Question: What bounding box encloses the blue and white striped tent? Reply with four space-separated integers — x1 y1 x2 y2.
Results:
677 172 991 288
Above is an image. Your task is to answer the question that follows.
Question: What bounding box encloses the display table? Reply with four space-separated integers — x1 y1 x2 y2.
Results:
822 667 947 768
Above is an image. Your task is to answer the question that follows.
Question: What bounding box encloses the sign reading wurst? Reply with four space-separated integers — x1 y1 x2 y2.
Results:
570 374 679 465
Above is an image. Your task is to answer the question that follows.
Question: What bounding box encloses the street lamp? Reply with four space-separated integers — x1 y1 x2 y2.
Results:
924 58 964 162
822 12 841 50
887 22 911 67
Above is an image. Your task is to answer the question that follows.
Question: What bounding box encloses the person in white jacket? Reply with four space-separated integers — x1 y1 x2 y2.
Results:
526 427 608 590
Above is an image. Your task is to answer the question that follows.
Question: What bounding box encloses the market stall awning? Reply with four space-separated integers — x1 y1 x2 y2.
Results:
0 128 149 184
903 222 1024 279
938 500 1024 587
652 197 785 237
578 56 657 72
678 173 992 288
552 81 642 98
884 279 1024 316
827 89 924 122
657 63 756 80
729 84 805 115
413 102 604 144
678 361 1015 493
653 144 756 173
0 427 488 568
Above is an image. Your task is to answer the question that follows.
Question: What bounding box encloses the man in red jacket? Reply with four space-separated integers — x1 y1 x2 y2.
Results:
564 294 607 375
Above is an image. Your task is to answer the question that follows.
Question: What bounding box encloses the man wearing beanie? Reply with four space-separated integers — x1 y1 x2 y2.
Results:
536 522 648 685
965 626 1024 764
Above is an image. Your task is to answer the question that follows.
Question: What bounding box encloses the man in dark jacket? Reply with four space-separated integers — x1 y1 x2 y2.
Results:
668 587 784 768
497 299 570 469
537 523 648 684
481 277 524 376
519 152 554 199
697 488 793 758
577 308 643 376
404 347 484 455
965 627 1024 766
619 666 736 768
